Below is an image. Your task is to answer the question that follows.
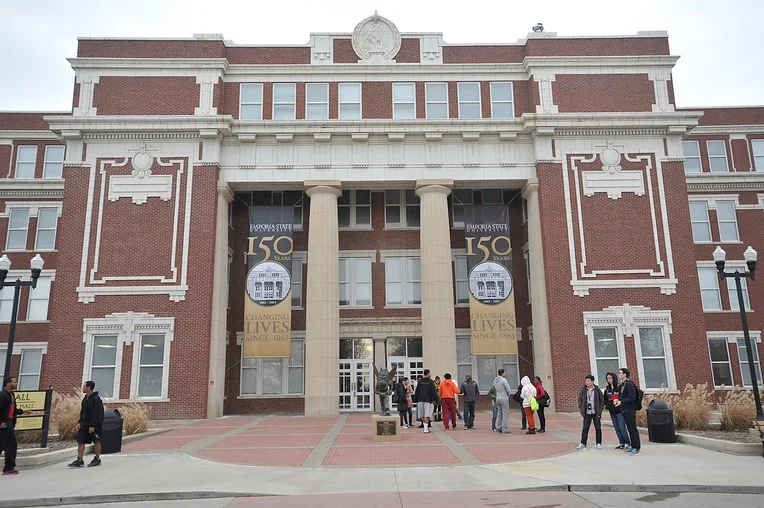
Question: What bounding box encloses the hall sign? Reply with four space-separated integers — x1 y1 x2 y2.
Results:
464 205 518 355
243 206 294 358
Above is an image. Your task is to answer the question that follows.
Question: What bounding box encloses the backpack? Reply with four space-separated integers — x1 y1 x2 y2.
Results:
512 386 523 404
635 384 645 411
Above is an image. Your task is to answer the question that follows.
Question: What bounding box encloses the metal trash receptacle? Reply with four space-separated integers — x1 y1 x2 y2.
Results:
647 399 676 443
100 408 124 454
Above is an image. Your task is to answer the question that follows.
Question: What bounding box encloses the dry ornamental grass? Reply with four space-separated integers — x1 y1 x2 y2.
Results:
51 389 84 441
120 402 150 435
636 384 713 430
720 386 759 431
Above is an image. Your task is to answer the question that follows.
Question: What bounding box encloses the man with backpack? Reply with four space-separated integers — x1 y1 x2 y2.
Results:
614 368 642 455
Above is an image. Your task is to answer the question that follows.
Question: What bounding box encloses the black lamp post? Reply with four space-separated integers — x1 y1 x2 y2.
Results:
713 245 762 422
0 254 44 381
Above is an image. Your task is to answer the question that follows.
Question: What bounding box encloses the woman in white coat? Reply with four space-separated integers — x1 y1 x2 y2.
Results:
520 376 537 435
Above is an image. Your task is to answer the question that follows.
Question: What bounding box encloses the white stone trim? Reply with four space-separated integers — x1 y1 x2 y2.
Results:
687 194 740 209
128 321 175 401
706 330 762 344
686 172 764 192
0 202 63 218
379 249 420 262
339 250 377 260
0 179 65 200
0 342 49 355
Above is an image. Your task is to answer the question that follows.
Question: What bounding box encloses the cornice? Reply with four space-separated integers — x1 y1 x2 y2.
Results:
522 55 680 70
68 57 230 72
0 179 65 199
686 172 764 192
0 130 58 141
689 124 764 136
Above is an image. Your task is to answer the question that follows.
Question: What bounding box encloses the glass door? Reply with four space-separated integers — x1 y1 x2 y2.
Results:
339 338 373 412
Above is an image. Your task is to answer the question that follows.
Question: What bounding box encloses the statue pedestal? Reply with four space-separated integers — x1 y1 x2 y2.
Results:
372 414 401 442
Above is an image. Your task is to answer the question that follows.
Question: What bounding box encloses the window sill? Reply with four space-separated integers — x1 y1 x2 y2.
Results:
340 306 375 310
455 304 469 308
642 389 679 395
105 398 170 403
712 386 735 391
291 306 304 311
383 305 421 309
1 250 58 254
339 227 374 232
0 320 51 325
703 309 754 314
237 394 304 399
383 227 420 231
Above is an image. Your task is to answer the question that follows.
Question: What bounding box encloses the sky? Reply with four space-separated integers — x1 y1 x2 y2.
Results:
1 0 762 111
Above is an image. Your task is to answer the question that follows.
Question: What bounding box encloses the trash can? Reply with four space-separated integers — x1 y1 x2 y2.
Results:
647 399 676 443
100 409 124 454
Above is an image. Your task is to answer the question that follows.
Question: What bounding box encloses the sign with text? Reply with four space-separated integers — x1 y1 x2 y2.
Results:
14 390 47 411
15 416 44 431
465 205 518 355
243 206 294 358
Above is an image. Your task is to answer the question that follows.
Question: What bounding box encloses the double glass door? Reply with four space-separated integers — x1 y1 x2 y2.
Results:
339 338 373 412
387 337 424 386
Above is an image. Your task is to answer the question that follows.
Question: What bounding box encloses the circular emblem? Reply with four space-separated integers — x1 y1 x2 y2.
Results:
351 11 401 61
600 146 621 167
131 151 153 172
468 261 512 305
246 261 291 306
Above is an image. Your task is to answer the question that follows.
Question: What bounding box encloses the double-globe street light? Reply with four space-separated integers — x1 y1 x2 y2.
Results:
0 254 44 381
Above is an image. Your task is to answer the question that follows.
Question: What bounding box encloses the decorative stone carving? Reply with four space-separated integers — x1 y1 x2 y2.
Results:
351 11 401 64
109 143 172 205
581 142 645 199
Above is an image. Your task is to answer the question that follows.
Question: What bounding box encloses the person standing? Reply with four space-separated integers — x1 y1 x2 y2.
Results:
520 376 537 434
493 369 512 434
439 373 460 430
69 381 105 468
413 370 439 434
576 374 604 449
0 376 23 475
604 372 630 450
488 385 499 432
533 376 547 433
433 376 442 422
513 384 527 430
395 380 409 428
404 378 414 427
459 375 479 429
614 368 641 455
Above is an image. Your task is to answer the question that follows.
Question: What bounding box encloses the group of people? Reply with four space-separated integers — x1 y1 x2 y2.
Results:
490 371 549 435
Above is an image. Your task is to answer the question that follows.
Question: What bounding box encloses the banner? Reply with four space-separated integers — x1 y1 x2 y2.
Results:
243 206 294 358
465 205 518 355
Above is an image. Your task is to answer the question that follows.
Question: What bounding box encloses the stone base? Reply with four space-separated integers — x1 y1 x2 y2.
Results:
372 414 401 442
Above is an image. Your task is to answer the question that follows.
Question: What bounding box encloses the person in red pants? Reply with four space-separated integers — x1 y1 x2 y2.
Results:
439 373 460 430
520 376 537 434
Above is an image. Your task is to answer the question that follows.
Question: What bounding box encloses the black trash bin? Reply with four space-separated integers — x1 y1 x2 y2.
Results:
100 409 124 454
647 399 676 443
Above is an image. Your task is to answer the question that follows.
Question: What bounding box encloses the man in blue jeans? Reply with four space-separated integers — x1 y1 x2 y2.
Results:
614 368 641 456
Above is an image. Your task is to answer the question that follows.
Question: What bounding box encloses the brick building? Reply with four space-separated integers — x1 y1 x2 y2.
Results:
0 13 762 419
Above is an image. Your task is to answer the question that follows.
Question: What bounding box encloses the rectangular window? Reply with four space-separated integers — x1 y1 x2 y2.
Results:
0 286 17 322
90 335 118 399
252 191 303 229
35 207 59 250
456 337 519 392
306 83 329 120
522 199 528 224
239 83 263 120
291 259 302 307
338 190 371 229
27 278 51 321
454 256 469 305
737 339 763 388
393 83 416 119
137 334 165 398
698 267 722 311
6 208 30 251
18 349 42 390
385 257 421 306
451 189 473 228
457 82 481 119
682 141 701 173
753 139 764 171
14 146 37 179
241 339 304 395
716 200 740 242
727 276 752 312
425 83 448 119
708 338 733 387
524 249 531 302
688 201 712 242
272 83 296 120
490 82 514 119
638 327 669 390
707 140 729 172
339 257 372 307
339 83 361 120
42 146 64 179
593 328 620 387
384 190 420 228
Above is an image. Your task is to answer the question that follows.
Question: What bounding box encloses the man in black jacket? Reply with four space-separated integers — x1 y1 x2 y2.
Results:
614 368 641 455
413 369 439 434
69 381 105 468
0 376 23 475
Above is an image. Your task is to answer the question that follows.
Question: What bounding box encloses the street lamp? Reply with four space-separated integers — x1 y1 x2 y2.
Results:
0 254 44 381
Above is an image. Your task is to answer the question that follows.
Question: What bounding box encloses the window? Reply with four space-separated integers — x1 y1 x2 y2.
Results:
425 83 448 119
456 336 519 392
239 84 263 120
393 83 416 119
698 267 722 311
682 141 701 173
18 349 42 390
136 334 166 398
707 140 729 172
338 190 371 229
385 257 421 306
593 328 621 387
306 83 329 120
708 338 733 387
89 335 119 399
14 146 36 179
716 200 739 242
637 327 669 390
42 146 64 179
291 259 302 307
35 207 58 250
339 83 361 120
272 83 296 120
688 201 712 242
228 202 233 229
384 190 420 228
339 257 372 307
251 191 303 229
451 189 473 228
27 278 51 321
490 82 514 119
240 338 304 395
753 140 764 171
727 276 751 312
457 82 481 119
0 286 17 322
454 256 469 305
737 339 762 388
6 208 30 250
523 248 531 302
522 199 528 224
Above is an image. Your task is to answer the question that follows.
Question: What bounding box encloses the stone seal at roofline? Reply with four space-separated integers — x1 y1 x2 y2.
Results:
352 11 401 63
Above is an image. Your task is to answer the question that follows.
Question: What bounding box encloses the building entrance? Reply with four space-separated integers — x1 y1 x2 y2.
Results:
339 338 373 412
386 337 425 386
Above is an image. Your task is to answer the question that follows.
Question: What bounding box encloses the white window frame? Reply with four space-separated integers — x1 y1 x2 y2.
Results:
425 82 448 119
305 83 329 120
451 189 474 228
698 266 722 311
587 326 627 387
453 254 469 306
18 348 43 390
34 207 59 251
339 83 362 120
84 334 123 401
239 83 263 120
522 199 528 224
382 254 421 307
457 82 482 119
752 139 764 171
635 326 673 391
456 332 521 393
14 146 37 179
272 83 296 121
339 255 373 308
0 343 48 390
42 145 65 179
392 82 416 120
523 246 531 304
682 140 702 173
736 338 763 389
291 257 304 308
688 201 712 243
706 337 734 388
237 334 305 397
715 200 740 243
707 140 729 173
226 248 233 310
131 333 172 400
384 190 420 229
338 190 372 230
27 276 52 322
0 270 54 323
228 202 234 230
5 207 30 251
490 82 515 119
726 276 752 312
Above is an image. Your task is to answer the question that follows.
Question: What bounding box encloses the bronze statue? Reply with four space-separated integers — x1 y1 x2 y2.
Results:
372 364 397 416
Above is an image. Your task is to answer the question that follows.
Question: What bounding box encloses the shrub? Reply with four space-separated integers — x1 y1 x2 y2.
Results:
51 389 84 441
16 429 43 445
120 402 150 435
635 384 712 431
721 386 757 431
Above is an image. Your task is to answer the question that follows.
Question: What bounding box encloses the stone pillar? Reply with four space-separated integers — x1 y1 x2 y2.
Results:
521 178 555 408
207 182 233 418
415 180 456 379
304 181 342 417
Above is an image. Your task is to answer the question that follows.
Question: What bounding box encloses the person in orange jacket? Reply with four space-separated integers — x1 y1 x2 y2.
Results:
439 373 460 430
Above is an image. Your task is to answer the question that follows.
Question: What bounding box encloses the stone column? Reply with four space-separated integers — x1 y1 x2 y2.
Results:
207 182 233 418
304 181 342 417
415 180 456 379
521 178 555 408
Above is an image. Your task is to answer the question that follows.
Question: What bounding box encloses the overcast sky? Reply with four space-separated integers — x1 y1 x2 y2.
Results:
1 0 762 111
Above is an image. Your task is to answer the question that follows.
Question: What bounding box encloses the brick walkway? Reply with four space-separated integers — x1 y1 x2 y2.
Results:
122 411 619 467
